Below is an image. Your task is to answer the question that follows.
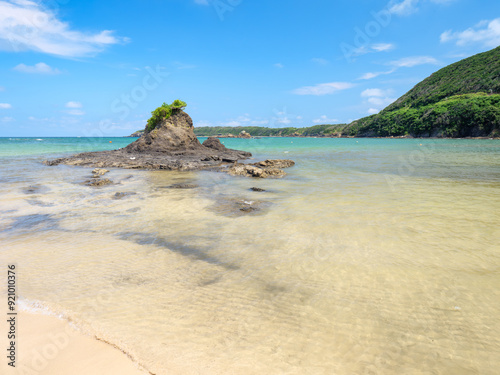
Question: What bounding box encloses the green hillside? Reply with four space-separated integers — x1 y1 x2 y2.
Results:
194 124 346 137
344 46 500 137
129 47 500 139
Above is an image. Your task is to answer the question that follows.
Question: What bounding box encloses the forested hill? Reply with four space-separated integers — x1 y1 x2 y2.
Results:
343 46 500 137
130 47 500 139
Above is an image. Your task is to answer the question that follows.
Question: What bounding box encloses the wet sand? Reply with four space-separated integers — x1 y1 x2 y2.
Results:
0 311 148 375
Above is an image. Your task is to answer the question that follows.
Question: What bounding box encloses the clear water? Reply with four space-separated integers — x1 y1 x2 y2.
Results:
1 137 499 374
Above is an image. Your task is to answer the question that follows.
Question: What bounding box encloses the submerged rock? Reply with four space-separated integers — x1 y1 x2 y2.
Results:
163 183 199 189
86 178 113 187
92 168 109 176
112 192 137 199
253 159 295 169
208 197 272 217
250 187 266 192
22 185 50 195
225 159 295 178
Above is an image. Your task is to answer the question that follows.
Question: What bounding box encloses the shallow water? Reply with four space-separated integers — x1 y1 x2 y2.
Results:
1 137 499 374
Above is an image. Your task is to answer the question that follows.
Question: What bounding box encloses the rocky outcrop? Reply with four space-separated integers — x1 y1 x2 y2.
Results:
46 109 296 178
252 159 295 169
226 159 295 178
239 130 251 138
46 110 252 171
125 111 201 153
202 137 227 151
128 131 144 137
86 178 112 187
92 168 109 176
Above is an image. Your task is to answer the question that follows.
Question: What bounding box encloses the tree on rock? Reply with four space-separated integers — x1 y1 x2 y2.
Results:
146 100 187 132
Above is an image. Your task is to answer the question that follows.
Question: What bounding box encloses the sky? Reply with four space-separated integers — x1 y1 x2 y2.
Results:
0 0 499 137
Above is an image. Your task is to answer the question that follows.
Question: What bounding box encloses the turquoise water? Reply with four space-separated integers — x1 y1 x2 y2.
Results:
1 137 499 374
0 137 135 157
2 136 499 181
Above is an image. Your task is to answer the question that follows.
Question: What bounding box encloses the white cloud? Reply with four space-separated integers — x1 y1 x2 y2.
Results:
311 58 329 65
1 116 14 122
388 0 419 16
313 115 338 124
388 0 455 16
371 43 395 52
172 61 196 70
275 117 291 125
251 120 270 125
222 114 253 127
389 56 439 67
67 109 85 116
13 62 60 74
196 120 213 127
441 18 500 48
0 103 12 109
292 82 354 96
64 101 84 115
0 0 128 57
360 72 380 80
274 63 284 69
361 88 396 112
368 96 395 106
368 108 380 115
65 101 82 108
361 88 390 97
359 56 438 81
350 43 396 58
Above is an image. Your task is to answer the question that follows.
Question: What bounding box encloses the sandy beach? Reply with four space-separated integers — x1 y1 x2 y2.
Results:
0 311 148 375
0 137 499 374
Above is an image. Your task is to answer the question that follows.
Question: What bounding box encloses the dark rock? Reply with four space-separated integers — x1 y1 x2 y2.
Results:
163 183 199 189
128 131 144 137
240 206 257 212
126 207 141 213
45 110 252 171
252 159 295 169
202 137 227 151
250 187 266 192
208 197 272 217
86 178 112 187
226 160 294 178
239 130 252 138
22 185 50 195
92 168 109 176
26 199 55 207
125 110 201 153
112 192 137 199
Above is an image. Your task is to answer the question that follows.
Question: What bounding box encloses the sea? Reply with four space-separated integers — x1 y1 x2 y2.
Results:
0 136 499 374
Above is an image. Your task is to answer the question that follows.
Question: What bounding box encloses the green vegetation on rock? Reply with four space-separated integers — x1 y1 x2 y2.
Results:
146 100 187 132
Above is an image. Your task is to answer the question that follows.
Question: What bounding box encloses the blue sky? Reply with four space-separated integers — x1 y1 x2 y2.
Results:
0 0 499 136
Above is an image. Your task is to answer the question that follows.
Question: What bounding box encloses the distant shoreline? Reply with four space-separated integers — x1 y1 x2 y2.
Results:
125 133 499 140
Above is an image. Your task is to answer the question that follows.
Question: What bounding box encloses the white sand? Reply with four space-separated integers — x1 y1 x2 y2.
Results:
0 311 149 375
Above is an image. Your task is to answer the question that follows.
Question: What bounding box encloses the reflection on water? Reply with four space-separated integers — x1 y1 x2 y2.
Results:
0 138 499 374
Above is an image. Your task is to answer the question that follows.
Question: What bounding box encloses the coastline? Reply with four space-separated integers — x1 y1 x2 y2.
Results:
123 134 500 140
1 311 149 375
